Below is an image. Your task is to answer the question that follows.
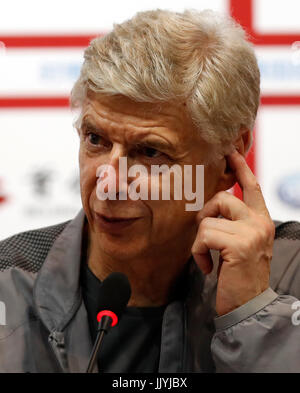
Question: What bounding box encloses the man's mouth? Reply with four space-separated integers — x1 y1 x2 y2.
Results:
94 213 141 232
99 213 140 221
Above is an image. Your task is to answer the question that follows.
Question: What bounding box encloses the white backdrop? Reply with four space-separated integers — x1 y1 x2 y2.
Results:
0 0 300 239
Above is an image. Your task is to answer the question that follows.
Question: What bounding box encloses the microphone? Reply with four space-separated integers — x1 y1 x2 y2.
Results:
86 272 131 373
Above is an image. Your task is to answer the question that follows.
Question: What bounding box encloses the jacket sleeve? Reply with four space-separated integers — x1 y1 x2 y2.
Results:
211 288 300 372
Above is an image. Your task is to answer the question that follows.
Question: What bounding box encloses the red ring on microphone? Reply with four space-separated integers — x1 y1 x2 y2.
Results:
97 310 118 327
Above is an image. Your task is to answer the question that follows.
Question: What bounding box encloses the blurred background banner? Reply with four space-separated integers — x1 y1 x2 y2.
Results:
0 0 299 239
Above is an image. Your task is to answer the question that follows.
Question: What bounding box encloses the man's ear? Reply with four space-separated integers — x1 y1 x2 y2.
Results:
216 128 252 192
233 127 252 157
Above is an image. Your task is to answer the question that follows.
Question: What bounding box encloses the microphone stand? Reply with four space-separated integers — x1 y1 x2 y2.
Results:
86 315 113 373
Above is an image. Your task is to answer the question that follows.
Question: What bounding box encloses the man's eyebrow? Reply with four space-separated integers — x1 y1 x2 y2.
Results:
134 137 175 153
81 118 103 132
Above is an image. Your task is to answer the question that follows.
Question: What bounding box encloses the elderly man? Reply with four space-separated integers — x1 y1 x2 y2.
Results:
0 9 299 373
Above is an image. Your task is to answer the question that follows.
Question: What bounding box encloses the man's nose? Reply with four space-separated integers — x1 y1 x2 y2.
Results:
98 144 128 198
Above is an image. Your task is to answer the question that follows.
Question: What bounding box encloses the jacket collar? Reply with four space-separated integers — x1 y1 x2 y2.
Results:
33 209 86 332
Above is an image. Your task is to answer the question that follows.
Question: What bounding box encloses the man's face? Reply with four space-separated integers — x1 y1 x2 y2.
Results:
78 92 223 261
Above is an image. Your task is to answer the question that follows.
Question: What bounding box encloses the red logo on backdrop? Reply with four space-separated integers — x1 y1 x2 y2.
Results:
0 179 8 205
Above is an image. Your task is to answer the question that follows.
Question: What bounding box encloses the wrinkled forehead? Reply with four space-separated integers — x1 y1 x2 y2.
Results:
79 91 203 148
82 90 189 122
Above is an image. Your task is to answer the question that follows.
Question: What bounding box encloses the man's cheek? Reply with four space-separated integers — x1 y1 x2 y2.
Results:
79 163 97 199
148 202 180 237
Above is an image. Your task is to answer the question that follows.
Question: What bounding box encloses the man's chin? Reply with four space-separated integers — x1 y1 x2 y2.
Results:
96 231 146 261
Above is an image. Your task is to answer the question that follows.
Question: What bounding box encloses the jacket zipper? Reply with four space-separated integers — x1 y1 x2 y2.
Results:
48 331 68 373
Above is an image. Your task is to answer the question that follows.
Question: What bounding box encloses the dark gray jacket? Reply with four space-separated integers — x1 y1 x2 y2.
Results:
0 209 300 373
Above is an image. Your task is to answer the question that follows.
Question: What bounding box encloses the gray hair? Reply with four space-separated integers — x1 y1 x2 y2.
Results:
70 9 260 159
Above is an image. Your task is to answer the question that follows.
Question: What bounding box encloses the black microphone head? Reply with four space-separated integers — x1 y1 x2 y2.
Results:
97 272 131 319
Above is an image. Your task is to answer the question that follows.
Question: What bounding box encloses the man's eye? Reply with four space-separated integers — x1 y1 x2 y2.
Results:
140 146 162 158
86 132 111 149
88 133 101 145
